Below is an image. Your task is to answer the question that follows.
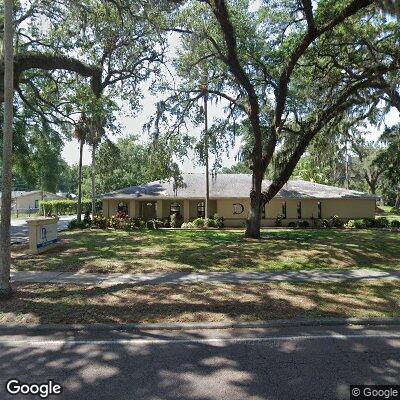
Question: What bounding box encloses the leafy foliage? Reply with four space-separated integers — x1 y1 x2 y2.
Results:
39 199 102 216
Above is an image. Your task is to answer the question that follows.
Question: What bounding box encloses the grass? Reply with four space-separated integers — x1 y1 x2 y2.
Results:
1 280 399 325
11 228 400 274
376 205 400 223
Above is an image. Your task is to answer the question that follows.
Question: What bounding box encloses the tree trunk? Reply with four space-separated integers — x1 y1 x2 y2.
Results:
369 182 376 195
91 143 96 217
0 0 14 299
245 169 263 239
76 139 83 222
395 190 400 209
204 89 210 219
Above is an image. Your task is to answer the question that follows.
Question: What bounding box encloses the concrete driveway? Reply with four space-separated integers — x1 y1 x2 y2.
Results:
0 324 399 399
9 215 75 243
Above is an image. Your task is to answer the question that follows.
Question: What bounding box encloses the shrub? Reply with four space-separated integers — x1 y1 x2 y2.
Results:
92 214 108 229
170 213 183 228
390 220 400 228
39 199 102 216
162 217 171 228
363 218 376 228
130 217 145 229
205 218 215 228
275 214 283 227
212 214 224 229
354 219 367 229
297 220 310 228
146 219 159 230
193 217 205 228
155 219 165 228
376 217 389 228
345 219 365 229
181 222 195 229
68 219 88 230
288 221 296 228
108 213 129 229
322 219 331 228
121 217 144 231
390 207 400 214
355 219 367 229
330 215 344 228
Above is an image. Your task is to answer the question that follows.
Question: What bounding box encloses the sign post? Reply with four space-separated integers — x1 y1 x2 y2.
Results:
27 217 60 254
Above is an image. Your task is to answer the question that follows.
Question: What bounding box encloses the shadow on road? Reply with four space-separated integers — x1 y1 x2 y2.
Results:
0 325 399 400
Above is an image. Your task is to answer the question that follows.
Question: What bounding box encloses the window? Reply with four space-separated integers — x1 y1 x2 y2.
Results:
118 202 128 214
170 202 181 216
34 199 39 209
282 202 287 219
197 201 205 218
262 204 266 219
297 201 302 219
318 201 322 219
233 203 244 215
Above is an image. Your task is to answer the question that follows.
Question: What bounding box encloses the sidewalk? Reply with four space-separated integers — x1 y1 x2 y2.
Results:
11 268 400 286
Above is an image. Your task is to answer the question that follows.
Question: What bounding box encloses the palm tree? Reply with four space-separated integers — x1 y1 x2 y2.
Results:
74 115 88 222
0 0 14 299
87 118 105 217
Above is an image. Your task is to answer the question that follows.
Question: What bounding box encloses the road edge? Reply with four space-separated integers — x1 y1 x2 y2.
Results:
0 317 400 332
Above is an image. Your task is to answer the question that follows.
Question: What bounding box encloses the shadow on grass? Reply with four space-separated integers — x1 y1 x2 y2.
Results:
11 229 400 274
2 280 400 324
1 281 400 399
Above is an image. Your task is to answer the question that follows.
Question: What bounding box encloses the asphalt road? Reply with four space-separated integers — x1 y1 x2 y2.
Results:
0 324 399 400
9 216 75 243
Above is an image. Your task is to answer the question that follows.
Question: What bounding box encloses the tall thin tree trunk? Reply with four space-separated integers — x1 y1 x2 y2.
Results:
91 143 96 217
76 139 83 222
395 190 400 209
204 89 209 219
0 0 14 299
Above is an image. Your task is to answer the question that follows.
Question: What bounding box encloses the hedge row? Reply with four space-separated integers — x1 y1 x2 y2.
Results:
39 199 102 215
69 213 226 231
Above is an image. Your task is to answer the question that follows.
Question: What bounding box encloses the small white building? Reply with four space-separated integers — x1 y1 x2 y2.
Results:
0 191 66 211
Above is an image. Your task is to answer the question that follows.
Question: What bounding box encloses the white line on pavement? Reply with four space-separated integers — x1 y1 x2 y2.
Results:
1 333 400 346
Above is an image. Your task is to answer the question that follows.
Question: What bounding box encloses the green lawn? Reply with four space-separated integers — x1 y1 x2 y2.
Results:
377 206 400 223
1 280 399 324
12 228 400 273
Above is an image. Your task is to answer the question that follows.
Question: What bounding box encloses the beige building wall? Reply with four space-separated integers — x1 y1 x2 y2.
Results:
217 198 250 227
15 192 64 210
102 197 376 226
215 198 375 227
321 199 376 219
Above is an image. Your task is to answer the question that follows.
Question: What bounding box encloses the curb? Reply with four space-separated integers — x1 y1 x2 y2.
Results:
0 317 400 333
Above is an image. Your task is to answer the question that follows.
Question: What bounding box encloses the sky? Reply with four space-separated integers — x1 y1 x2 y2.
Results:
61 86 242 172
61 93 399 171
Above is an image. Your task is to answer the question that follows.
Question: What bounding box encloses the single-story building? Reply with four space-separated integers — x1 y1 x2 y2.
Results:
4 191 66 211
102 173 378 227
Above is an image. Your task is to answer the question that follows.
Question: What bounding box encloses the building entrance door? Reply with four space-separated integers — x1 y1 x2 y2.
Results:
142 202 156 220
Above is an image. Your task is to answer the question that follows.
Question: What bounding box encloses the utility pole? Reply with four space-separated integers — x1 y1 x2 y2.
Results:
203 74 210 219
0 0 14 299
